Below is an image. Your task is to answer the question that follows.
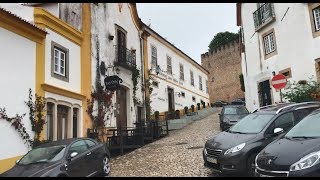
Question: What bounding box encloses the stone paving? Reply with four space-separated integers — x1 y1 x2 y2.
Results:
110 108 222 177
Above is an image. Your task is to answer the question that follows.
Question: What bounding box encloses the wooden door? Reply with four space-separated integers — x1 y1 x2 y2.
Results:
117 29 126 63
116 86 127 128
57 105 69 140
168 88 175 112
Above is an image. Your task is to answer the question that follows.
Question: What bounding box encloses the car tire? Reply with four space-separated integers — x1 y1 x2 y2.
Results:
246 153 258 177
102 155 111 177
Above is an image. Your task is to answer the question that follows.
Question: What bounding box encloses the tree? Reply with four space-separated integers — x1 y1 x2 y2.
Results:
208 31 239 52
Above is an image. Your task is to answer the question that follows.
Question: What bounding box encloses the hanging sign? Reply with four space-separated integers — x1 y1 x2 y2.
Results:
104 75 123 91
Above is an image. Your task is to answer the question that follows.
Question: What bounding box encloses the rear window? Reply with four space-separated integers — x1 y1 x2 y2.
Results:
224 107 248 115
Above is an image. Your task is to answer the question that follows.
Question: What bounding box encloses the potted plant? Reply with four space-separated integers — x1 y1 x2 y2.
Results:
197 103 201 110
175 110 180 119
184 106 188 114
191 105 195 112
202 102 206 108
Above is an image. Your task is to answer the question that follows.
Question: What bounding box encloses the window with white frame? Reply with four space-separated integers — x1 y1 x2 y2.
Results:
151 45 157 68
263 32 276 55
179 63 184 81
199 75 203 90
190 70 194 86
51 41 69 82
167 55 172 75
313 7 320 31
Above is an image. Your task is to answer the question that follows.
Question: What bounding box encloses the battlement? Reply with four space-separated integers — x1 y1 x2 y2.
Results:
201 38 240 60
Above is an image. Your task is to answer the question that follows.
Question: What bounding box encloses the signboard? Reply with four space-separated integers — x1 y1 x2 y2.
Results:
104 75 123 91
271 74 287 90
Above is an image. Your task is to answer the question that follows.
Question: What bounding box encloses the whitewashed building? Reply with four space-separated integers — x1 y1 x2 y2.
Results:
237 3 320 112
142 23 210 117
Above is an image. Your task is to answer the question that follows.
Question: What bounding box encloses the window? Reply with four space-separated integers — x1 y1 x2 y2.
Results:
190 70 194 86
206 80 208 94
262 28 277 59
313 7 320 31
253 3 275 31
199 76 203 90
279 67 292 79
309 4 320 38
167 56 172 75
181 92 185 98
69 140 88 155
274 112 295 132
192 96 196 102
179 63 184 81
85 139 96 148
151 45 157 68
51 41 69 82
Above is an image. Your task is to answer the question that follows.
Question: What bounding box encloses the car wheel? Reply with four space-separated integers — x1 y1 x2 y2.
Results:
246 153 258 177
102 156 111 176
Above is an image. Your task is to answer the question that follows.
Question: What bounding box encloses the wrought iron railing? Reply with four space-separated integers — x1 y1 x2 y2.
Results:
253 3 275 31
114 45 136 69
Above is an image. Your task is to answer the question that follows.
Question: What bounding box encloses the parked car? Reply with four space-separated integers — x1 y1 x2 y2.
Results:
219 105 249 131
1 138 111 177
213 100 229 107
203 102 320 176
230 98 246 106
255 108 320 177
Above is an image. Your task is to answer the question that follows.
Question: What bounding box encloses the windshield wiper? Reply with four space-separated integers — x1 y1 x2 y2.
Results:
290 136 317 139
229 130 246 134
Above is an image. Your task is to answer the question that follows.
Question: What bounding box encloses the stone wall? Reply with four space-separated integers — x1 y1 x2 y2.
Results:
201 39 244 103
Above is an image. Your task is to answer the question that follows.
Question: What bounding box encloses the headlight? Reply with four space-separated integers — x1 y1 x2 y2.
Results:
290 151 320 171
224 143 246 155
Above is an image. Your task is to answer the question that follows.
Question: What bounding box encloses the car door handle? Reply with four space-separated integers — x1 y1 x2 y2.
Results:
86 152 91 156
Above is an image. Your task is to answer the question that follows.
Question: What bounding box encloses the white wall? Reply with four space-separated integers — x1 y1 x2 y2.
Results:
241 3 320 112
45 29 81 94
0 27 36 160
147 35 210 113
91 3 143 127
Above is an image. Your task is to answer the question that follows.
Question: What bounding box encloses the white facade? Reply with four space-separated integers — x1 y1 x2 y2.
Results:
0 22 36 160
90 3 143 127
240 3 320 112
146 33 210 113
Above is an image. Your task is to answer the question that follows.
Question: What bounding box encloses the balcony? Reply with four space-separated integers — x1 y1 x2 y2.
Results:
114 45 136 70
253 3 275 31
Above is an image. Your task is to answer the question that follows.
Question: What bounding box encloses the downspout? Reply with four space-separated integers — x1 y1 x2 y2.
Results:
139 30 145 121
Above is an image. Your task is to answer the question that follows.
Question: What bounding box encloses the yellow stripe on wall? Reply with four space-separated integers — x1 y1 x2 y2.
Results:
0 155 23 174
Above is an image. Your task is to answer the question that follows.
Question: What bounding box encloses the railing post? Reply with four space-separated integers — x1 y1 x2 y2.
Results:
166 119 169 135
119 127 123 155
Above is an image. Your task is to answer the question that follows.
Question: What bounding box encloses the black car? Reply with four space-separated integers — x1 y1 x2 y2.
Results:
231 98 246 106
1 138 111 177
219 105 249 131
255 108 320 177
203 102 320 176
213 100 229 107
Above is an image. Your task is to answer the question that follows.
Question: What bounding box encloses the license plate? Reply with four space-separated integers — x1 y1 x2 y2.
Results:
207 157 217 164
259 173 272 177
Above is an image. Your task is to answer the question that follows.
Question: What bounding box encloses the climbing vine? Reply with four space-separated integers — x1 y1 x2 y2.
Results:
132 65 140 105
0 108 32 148
146 70 154 120
25 88 46 147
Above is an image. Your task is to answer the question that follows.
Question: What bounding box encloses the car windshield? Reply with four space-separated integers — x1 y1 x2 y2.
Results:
285 111 320 138
18 145 66 165
224 107 248 115
229 114 274 133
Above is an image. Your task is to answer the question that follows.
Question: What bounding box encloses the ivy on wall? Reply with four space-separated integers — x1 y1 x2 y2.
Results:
132 65 140 105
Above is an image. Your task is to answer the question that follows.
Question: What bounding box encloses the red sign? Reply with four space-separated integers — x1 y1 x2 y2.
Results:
271 74 287 89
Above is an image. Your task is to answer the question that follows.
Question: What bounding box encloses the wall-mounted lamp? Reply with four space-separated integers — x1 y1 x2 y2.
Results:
115 67 120 74
175 92 182 98
272 71 276 76
100 61 120 76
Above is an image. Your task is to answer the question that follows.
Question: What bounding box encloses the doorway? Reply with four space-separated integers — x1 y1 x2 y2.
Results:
116 86 127 128
57 105 69 140
258 80 272 107
167 87 175 112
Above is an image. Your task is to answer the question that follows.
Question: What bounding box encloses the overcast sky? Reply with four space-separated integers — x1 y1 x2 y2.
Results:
136 3 239 64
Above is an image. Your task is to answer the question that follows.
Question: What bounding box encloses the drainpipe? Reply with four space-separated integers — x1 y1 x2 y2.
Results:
139 30 146 122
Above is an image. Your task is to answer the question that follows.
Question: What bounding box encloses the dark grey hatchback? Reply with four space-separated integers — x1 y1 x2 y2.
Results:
203 102 320 176
219 105 249 131
1 138 111 177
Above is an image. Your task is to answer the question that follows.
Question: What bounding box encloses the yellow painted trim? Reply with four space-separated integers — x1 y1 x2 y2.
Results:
81 3 92 136
143 33 150 100
0 9 46 44
41 83 86 101
128 3 141 31
0 155 23 174
34 8 82 46
149 33 209 75
150 74 210 101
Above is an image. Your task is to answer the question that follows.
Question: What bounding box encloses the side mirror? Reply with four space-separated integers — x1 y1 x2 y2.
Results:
16 159 20 164
68 152 78 160
218 114 221 116
274 128 284 135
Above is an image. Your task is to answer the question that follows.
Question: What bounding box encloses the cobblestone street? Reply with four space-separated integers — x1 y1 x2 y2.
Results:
110 108 221 177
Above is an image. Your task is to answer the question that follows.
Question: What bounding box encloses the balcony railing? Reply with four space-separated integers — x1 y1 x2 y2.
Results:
253 3 275 31
114 45 136 70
